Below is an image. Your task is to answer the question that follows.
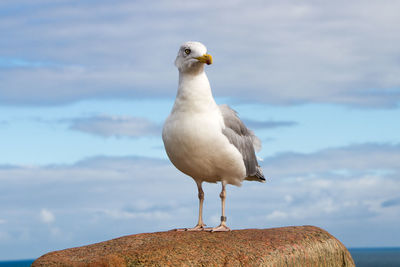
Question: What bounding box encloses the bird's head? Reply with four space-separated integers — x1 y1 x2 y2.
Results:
175 41 212 73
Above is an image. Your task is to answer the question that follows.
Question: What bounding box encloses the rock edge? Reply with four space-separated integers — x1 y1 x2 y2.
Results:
32 225 355 267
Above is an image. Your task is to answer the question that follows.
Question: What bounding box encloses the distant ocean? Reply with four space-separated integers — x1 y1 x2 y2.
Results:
1 248 399 266
349 247 400 267
0 259 34 267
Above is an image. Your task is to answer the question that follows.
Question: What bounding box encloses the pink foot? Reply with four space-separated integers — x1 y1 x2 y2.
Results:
210 224 231 232
171 224 210 231
186 224 208 231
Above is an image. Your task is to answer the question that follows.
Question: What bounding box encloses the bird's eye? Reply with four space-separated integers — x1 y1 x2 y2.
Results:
184 48 191 55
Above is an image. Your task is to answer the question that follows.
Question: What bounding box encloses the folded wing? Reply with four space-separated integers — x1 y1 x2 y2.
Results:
219 104 265 182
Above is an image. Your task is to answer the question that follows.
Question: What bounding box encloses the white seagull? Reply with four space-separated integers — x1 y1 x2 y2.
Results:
163 41 265 232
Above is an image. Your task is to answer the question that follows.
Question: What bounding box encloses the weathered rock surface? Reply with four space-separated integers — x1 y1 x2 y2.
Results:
32 225 354 267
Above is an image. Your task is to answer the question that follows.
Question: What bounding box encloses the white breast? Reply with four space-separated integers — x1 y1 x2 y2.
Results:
163 105 246 186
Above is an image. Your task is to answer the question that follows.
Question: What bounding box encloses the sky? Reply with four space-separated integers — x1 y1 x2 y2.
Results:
1 0 400 261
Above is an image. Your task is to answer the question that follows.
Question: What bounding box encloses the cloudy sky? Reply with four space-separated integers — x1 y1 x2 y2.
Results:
1 0 400 260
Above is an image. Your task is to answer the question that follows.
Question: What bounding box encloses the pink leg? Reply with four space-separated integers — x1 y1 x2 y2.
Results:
186 181 208 231
211 182 231 232
171 181 209 231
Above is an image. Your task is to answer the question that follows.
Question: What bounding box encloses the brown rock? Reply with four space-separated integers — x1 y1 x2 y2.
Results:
32 225 354 267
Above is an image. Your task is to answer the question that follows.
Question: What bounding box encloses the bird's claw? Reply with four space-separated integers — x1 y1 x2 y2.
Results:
209 224 231 232
186 224 208 231
171 224 209 231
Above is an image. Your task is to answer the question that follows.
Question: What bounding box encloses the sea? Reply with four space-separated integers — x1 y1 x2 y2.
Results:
349 247 400 267
0 248 399 266
0 260 34 267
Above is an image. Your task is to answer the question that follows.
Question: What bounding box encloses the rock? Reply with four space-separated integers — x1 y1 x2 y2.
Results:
32 225 354 267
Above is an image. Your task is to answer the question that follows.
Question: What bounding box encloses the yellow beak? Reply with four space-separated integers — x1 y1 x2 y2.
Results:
195 54 213 65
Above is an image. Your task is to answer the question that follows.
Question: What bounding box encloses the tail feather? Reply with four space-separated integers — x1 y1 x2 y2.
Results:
245 166 266 183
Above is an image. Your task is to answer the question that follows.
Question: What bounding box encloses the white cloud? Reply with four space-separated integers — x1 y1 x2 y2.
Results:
68 114 160 138
1 1 400 107
100 209 172 221
263 143 400 178
0 231 11 242
50 227 61 237
40 209 55 224
284 195 293 204
266 210 288 220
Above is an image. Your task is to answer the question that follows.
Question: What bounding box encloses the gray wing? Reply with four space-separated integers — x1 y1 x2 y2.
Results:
219 104 265 182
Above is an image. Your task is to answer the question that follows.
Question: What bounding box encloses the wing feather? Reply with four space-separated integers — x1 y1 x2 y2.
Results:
219 104 265 181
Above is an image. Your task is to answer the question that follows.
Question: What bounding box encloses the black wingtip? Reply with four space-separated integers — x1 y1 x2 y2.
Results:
256 171 266 181
253 174 266 183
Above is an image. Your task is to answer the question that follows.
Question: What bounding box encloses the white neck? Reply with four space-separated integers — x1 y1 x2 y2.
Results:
172 70 216 113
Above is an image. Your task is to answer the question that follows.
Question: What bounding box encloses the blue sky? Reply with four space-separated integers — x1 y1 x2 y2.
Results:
1 0 400 260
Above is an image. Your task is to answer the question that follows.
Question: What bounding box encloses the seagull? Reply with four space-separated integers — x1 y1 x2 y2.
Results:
163 41 265 232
